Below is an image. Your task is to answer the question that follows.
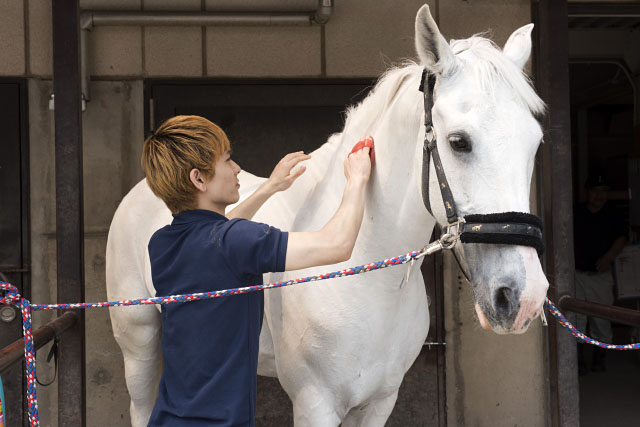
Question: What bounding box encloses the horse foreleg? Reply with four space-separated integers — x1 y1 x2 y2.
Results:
291 386 342 427
110 305 162 427
341 391 399 427
123 352 162 427
257 313 277 377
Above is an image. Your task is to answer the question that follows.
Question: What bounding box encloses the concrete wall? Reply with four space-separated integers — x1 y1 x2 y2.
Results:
3 0 551 426
28 78 145 426
443 254 548 427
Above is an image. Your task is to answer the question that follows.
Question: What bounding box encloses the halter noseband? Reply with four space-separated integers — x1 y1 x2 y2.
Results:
418 69 544 256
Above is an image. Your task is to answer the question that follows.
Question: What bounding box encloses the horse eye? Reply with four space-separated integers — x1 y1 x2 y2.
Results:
448 134 472 152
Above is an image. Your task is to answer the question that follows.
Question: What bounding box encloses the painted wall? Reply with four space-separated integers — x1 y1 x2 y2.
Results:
1 0 551 426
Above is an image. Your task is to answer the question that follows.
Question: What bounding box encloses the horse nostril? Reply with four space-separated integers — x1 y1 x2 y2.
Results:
494 287 514 316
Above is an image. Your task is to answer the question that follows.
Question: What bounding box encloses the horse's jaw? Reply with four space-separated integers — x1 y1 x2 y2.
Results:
465 245 549 334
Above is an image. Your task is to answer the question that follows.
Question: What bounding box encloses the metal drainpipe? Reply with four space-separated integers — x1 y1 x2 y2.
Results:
314 0 334 24
78 1 334 106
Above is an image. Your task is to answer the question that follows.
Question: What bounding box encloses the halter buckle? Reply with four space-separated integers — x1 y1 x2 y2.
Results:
439 217 465 250
424 125 436 146
444 217 465 236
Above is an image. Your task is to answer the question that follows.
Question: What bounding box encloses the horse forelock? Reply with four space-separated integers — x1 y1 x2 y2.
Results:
449 35 545 116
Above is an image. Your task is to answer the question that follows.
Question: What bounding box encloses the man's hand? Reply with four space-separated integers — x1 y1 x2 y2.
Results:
345 137 373 183
266 151 311 193
595 254 613 273
595 236 628 272
227 151 310 220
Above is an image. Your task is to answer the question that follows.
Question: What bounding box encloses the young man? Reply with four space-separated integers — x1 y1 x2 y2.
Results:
142 115 372 426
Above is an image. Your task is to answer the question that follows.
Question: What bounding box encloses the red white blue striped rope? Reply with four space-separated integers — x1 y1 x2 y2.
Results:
1 247 639 427
1 249 423 427
543 297 640 350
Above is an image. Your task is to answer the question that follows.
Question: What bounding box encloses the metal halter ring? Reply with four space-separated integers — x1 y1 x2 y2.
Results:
439 218 465 250
439 233 457 250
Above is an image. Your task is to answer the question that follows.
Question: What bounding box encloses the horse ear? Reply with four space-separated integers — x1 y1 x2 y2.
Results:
503 23 534 70
414 5 455 76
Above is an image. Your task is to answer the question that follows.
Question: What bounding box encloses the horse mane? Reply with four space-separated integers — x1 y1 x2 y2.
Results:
341 34 545 133
342 63 422 137
450 35 546 116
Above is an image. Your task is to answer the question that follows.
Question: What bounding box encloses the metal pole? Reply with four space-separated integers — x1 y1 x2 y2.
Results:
52 0 85 425
197 0 319 12
82 12 312 27
78 4 334 107
536 1 579 426
558 297 640 327
0 312 78 374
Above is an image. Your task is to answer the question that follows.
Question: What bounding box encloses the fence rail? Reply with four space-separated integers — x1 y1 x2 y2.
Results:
0 311 78 374
558 296 640 328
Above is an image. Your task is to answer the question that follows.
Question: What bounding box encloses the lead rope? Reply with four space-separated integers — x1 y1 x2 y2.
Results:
0 234 452 427
1 229 639 426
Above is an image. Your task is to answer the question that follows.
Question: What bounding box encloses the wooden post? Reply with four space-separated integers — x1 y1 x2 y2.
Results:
535 1 579 426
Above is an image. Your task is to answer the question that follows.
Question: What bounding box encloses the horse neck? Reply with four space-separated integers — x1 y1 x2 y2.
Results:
273 65 437 257
356 74 436 255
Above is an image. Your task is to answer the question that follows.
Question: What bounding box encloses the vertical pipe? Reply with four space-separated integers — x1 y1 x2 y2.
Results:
634 75 640 145
52 0 86 426
536 1 579 426
80 28 90 102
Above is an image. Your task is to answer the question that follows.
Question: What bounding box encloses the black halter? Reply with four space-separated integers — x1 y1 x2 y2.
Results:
418 69 544 256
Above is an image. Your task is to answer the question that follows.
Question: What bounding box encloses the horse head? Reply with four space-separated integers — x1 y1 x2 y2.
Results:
414 5 548 334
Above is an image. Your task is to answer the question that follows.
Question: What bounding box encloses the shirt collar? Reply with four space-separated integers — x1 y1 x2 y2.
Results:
172 209 228 225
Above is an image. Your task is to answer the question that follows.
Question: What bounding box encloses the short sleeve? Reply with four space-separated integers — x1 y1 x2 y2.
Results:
219 219 288 278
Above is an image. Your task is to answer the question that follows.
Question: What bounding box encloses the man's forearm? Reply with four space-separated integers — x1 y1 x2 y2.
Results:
226 182 275 220
284 146 371 271
284 177 368 271
607 236 628 259
320 177 368 258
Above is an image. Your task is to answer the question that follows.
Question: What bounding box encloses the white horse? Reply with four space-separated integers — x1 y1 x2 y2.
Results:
106 5 548 426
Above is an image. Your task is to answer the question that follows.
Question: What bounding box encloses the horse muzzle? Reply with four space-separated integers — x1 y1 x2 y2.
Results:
468 245 549 334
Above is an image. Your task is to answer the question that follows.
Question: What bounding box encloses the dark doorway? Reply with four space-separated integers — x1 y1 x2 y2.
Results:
147 80 372 177
0 80 30 427
146 80 446 426
569 61 640 427
570 60 640 426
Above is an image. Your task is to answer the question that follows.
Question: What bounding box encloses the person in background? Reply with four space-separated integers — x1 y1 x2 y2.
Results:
573 174 628 374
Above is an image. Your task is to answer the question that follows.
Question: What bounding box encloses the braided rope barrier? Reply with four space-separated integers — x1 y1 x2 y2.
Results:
543 297 640 350
1 242 639 426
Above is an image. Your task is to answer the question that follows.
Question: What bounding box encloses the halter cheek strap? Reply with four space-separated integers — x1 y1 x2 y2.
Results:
420 70 435 217
420 70 458 224
418 69 545 256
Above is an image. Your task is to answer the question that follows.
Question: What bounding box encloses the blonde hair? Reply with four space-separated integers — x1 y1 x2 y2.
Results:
142 115 230 214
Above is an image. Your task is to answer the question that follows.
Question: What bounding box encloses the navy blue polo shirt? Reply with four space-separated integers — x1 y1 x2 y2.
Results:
147 209 288 427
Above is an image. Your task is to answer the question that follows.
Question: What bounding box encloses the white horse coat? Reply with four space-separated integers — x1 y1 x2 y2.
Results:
106 6 549 426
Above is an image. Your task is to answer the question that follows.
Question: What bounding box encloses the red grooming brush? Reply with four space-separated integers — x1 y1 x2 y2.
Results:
349 136 375 167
